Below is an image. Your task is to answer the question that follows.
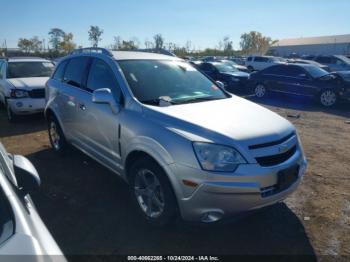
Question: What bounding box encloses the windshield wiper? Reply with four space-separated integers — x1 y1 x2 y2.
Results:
176 96 224 104
141 96 178 106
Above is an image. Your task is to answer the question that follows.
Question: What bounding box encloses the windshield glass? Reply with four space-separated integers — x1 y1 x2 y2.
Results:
118 60 228 105
220 61 239 71
7 61 54 78
303 65 329 78
212 63 237 73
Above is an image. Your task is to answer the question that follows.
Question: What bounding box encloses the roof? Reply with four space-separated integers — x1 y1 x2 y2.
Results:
111 51 181 61
8 57 51 62
273 34 350 47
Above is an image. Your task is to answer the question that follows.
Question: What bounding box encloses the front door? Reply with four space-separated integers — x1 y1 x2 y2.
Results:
74 58 124 173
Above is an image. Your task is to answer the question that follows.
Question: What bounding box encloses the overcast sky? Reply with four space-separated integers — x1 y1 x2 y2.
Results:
1 0 350 50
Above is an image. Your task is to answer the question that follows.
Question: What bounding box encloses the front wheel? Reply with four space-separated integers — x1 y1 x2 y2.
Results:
254 84 267 98
129 157 178 226
319 89 337 107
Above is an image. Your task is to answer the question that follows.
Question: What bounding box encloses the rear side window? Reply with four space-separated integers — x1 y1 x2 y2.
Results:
52 60 68 81
247 57 252 62
284 66 305 77
255 57 269 62
315 56 332 64
63 57 90 88
263 65 284 74
87 59 122 102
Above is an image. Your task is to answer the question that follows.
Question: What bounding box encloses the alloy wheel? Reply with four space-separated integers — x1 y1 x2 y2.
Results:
320 90 337 107
134 168 165 218
49 121 61 150
255 84 266 98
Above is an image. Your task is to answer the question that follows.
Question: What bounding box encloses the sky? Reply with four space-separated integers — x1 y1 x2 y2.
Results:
1 0 350 50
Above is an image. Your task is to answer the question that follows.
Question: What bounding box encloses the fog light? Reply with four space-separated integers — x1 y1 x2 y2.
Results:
201 211 224 223
16 102 23 107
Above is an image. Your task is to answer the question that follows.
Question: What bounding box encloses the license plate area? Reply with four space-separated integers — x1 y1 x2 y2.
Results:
277 165 299 191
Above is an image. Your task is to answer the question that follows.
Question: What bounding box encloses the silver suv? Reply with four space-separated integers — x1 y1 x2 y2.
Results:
0 57 55 122
45 48 307 225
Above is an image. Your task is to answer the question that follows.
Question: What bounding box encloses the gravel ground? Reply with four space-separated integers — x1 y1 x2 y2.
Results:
0 94 349 259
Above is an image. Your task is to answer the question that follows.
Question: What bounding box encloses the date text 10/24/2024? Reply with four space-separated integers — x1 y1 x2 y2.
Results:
127 256 220 261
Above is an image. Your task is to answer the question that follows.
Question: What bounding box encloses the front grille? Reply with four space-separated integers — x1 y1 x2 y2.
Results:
255 145 297 167
249 132 295 150
29 89 45 98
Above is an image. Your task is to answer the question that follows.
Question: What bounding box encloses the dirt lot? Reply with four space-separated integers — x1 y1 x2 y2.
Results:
0 94 349 259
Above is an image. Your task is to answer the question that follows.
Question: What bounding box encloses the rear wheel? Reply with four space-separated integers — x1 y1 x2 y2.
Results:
319 89 337 107
129 157 178 226
254 83 267 98
48 115 68 154
6 102 17 123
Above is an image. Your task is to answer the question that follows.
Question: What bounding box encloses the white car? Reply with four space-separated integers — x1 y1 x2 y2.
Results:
245 56 286 72
0 143 65 258
0 57 55 122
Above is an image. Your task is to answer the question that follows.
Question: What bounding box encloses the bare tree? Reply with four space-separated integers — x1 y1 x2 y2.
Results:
153 34 164 50
88 26 104 47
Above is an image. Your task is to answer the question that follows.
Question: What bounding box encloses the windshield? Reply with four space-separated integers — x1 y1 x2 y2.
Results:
220 61 239 71
212 63 237 73
303 65 329 78
118 60 228 105
7 61 54 78
337 55 350 64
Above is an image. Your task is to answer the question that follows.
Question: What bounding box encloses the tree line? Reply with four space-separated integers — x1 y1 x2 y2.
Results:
14 25 277 58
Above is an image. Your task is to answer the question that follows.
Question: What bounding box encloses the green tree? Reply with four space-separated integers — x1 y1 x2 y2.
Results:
49 28 65 51
240 31 277 55
88 26 103 47
18 38 33 53
59 33 76 53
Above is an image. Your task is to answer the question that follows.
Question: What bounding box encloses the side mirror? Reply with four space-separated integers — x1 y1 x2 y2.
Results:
216 81 225 89
92 88 120 114
13 155 40 194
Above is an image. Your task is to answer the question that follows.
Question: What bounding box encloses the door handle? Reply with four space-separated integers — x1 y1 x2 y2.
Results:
79 103 86 111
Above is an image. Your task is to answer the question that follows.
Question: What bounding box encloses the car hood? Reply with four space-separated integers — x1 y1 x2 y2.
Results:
143 96 294 147
221 71 250 78
234 65 248 70
7 77 49 90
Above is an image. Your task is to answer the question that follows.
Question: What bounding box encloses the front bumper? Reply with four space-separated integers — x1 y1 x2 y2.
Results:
170 149 307 222
7 98 45 115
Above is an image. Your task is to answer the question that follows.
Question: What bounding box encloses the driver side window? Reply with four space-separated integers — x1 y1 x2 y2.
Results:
87 59 122 103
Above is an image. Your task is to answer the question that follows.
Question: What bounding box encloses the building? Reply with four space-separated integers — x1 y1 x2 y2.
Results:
268 34 350 57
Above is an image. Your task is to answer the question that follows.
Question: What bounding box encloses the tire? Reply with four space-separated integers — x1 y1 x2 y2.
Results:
319 89 337 107
254 83 267 98
129 157 178 226
6 102 17 123
47 115 68 154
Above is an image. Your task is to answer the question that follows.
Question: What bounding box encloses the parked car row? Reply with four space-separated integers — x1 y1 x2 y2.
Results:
249 63 350 107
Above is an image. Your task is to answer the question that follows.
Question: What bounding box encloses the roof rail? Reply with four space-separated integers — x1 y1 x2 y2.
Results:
69 47 113 57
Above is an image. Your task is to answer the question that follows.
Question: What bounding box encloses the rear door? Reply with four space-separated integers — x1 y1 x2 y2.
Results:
277 66 315 96
73 58 124 172
60 56 91 142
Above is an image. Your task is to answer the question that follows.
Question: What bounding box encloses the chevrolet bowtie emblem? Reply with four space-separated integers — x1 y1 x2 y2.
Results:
278 144 289 153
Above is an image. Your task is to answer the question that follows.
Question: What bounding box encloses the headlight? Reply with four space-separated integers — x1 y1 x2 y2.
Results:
193 142 246 172
10 89 29 98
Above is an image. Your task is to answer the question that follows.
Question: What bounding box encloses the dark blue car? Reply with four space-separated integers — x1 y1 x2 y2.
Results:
249 63 346 107
195 62 250 93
